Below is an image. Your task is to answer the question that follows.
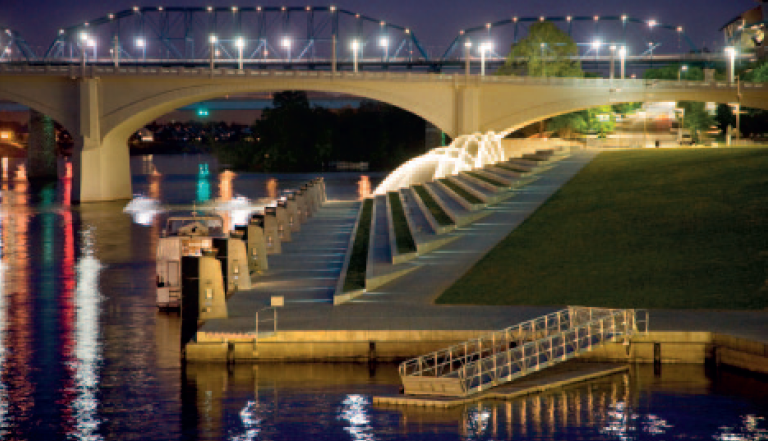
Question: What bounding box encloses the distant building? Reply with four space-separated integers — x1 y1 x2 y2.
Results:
721 0 767 58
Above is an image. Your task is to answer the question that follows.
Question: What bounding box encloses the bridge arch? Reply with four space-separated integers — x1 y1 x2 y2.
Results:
100 79 455 144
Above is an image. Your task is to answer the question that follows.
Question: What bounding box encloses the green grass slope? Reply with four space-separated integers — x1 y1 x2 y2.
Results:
438 148 768 309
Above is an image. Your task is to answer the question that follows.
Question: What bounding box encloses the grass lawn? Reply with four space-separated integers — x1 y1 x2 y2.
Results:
388 192 417 254
343 198 373 292
438 148 768 309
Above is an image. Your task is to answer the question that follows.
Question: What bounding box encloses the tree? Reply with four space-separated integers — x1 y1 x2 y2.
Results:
678 101 713 143
715 103 736 136
497 21 583 78
643 64 705 81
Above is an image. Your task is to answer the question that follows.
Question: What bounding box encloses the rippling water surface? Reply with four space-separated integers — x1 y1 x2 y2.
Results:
0 154 763 440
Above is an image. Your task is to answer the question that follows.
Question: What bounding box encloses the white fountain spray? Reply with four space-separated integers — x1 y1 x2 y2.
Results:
374 131 505 195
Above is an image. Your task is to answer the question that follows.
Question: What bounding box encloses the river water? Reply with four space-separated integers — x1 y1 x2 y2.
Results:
0 153 764 440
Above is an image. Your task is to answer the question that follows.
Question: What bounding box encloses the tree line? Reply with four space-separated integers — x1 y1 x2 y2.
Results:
211 91 426 172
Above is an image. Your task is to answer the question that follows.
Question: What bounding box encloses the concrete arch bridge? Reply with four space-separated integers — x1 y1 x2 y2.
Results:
0 64 765 202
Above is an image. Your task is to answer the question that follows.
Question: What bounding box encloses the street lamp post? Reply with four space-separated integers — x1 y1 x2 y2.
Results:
736 68 754 144
540 42 546 77
464 40 472 76
136 37 146 61
113 35 119 67
678 65 688 81
282 37 292 63
379 36 389 62
209 35 217 71
236 37 245 70
609 45 616 80
351 40 359 73
619 46 626 79
725 46 736 84
480 42 492 76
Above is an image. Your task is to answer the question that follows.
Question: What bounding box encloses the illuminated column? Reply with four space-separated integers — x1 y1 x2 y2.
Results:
71 78 133 202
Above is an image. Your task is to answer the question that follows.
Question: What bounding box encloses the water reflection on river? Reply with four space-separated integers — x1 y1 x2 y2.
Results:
0 154 762 440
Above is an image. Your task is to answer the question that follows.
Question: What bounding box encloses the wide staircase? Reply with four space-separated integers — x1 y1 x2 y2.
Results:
399 306 648 397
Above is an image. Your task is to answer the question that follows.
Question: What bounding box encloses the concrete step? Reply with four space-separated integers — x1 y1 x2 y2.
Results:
424 181 491 228
386 192 419 265
434 179 486 212
407 186 456 235
449 175 498 203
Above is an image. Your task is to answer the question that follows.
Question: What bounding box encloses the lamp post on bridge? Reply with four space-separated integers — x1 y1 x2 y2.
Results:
136 37 146 62
479 41 492 77
735 68 754 145
609 45 616 80
464 40 472 76
235 37 245 70
351 40 360 73
209 34 217 71
541 42 547 77
619 46 626 80
725 46 737 84
282 37 292 64
379 36 389 63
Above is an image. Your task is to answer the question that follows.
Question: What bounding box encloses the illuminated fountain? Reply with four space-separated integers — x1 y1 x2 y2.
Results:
374 131 505 195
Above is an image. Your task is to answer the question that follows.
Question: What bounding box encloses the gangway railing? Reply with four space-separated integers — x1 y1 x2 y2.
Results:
399 307 647 397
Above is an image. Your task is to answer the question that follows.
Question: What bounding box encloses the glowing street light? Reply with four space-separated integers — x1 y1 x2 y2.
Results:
136 37 146 61
479 41 492 76
591 39 602 61
281 37 292 61
350 39 360 73
235 37 245 70
678 64 688 81
379 36 389 61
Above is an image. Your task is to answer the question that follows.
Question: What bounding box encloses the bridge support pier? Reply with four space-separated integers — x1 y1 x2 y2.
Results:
72 78 132 203
27 110 58 179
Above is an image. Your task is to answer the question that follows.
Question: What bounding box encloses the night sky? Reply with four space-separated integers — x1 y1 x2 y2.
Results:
1 0 758 57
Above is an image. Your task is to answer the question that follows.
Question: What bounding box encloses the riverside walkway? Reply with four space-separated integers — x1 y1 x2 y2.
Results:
200 150 768 345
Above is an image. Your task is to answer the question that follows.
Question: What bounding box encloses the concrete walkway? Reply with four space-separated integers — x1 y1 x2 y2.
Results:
202 150 768 344
214 200 360 323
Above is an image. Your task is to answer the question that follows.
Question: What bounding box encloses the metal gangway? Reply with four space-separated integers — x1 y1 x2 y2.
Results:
399 307 648 397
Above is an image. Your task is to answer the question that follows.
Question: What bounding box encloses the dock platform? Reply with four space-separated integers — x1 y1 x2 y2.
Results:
374 362 629 408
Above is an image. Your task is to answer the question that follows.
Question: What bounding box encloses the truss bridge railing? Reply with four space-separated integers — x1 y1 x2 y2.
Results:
399 306 648 397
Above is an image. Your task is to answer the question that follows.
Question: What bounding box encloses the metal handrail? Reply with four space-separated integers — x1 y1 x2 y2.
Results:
254 306 277 338
399 307 645 396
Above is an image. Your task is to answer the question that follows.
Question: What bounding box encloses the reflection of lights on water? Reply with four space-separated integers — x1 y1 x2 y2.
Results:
266 178 278 199
375 132 505 194
338 394 374 441
229 400 261 441
464 406 492 438
72 226 104 441
197 170 212 204
219 170 236 201
715 415 768 441
14 164 26 182
123 196 162 226
600 401 673 441
358 176 371 199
